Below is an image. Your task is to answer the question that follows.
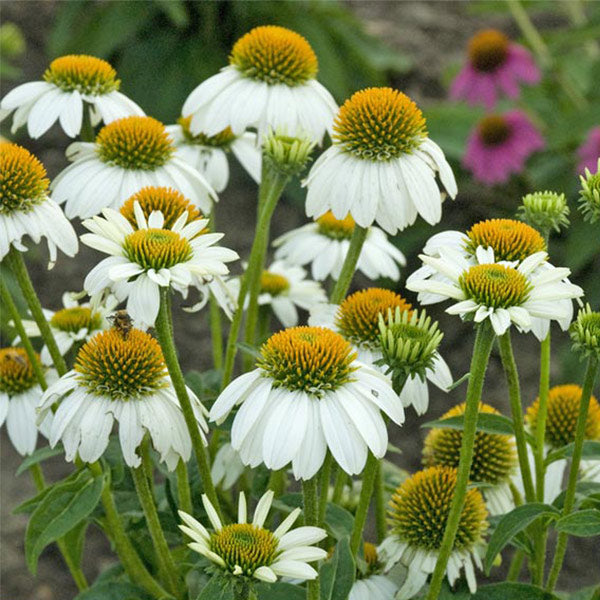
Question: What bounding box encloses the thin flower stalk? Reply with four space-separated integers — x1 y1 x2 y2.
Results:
176 459 193 515
350 451 379 556
374 460 387 543
302 477 320 600
329 225 368 304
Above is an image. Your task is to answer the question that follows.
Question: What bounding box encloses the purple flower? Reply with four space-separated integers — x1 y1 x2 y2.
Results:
577 127 600 174
451 29 541 110
463 111 545 185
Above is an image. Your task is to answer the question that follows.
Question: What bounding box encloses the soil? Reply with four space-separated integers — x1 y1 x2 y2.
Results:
1 1 598 598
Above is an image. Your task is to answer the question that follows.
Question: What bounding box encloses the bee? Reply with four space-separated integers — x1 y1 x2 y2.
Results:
109 310 133 339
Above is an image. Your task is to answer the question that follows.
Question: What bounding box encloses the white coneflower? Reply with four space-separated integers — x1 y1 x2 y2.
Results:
304 87 457 234
210 326 404 479
166 116 261 192
0 142 77 266
0 54 143 138
51 116 217 219
13 291 116 365
211 442 246 491
379 466 488 598
0 348 53 456
182 25 337 143
179 490 327 583
349 543 398 600
406 247 583 337
273 211 406 281
80 204 238 327
38 326 207 469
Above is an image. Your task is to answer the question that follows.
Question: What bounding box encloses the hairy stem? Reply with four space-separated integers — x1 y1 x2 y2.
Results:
350 452 379 556
330 225 368 304
374 460 387 543
302 477 320 600
176 458 193 515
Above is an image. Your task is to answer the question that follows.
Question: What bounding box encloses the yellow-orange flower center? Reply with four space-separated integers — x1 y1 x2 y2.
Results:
74 328 168 400
336 288 412 346
229 25 318 86
459 264 531 309
50 306 103 335
44 54 119 94
96 116 174 170
120 186 202 230
260 271 290 296
178 116 236 147
468 29 509 72
0 142 49 214
526 384 600 448
465 218 546 262
333 87 427 161
124 228 193 271
388 466 488 551
316 211 356 240
257 326 357 395
0 348 39 395
478 114 511 146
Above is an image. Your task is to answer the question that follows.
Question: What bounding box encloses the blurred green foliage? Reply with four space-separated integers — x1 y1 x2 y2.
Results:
0 22 26 79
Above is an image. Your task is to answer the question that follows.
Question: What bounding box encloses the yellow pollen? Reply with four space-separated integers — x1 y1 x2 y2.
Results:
333 87 427 161
230 25 318 86
423 402 517 485
478 114 511 146
363 542 378 569
316 211 356 240
257 326 357 395
526 384 600 448
468 29 510 72
74 328 168 400
124 228 193 271
336 288 412 346
210 523 278 576
260 271 290 296
177 116 236 147
44 54 119 94
459 263 531 309
50 306 103 334
388 466 488 552
465 219 546 262
0 348 39 395
120 186 202 230
96 116 174 170
0 142 49 214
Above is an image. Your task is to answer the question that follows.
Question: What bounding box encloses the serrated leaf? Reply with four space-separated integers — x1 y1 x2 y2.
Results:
25 470 104 574
422 412 516 436
554 509 600 537
545 441 600 465
472 582 561 599
319 537 355 600
484 503 560 573
255 581 305 600
16 445 65 476
324 503 354 540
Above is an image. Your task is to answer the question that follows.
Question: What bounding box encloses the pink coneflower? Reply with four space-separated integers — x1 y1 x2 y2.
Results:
451 29 540 110
463 111 545 185
577 127 600 174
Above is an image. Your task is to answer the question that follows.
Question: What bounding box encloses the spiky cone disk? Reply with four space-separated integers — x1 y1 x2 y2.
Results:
570 304 600 362
518 190 569 234
578 158 600 223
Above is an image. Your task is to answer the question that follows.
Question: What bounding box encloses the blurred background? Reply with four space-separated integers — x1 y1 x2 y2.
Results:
1 1 599 598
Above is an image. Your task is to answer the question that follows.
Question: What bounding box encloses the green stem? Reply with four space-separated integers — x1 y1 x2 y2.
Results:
318 453 333 526
6 248 67 376
546 357 599 591
564 0 600 57
155 287 221 518
89 462 169 598
0 277 47 390
426 322 496 600
507 549 526 582
302 477 320 600
330 226 368 304
209 292 224 370
131 448 180 596
331 468 347 504
374 460 387 543
222 171 289 386
349 452 378 556
498 333 536 503
267 468 287 497
80 103 95 142
176 459 193 515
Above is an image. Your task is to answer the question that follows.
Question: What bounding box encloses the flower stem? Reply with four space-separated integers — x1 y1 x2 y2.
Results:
546 357 599 591
330 225 368 304
374 460 387 543
176 458 193 515
318 452 333 526
131 446 180 596
222 171 289 386
349 452 378 556
268 468 287 497
507 549 526 582
426 322 495 600
498 333 536 503
331 468 347 504
80 103 95 142
302 477 320 600
6 248 68 375
89 462 169 598
0 276 47 389
155 287 221 518
208 206 223 370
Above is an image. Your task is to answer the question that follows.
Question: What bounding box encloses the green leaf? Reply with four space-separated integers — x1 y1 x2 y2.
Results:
196 575 234 600
484 503 560 573
16 445 65 476
319 537 355 600
62 520 88 570
472 582 561 599
422 413 516 437
75 581 151 600
545 441 600 465
554 509 600 537
565 585 600 600
324 503 354 541
25 470 104 574
255 581 305 600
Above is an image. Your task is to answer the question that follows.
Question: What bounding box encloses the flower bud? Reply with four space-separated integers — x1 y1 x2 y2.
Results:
518 190 569 233
570 304 600 361
262 129 315 176
578 158 600 223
